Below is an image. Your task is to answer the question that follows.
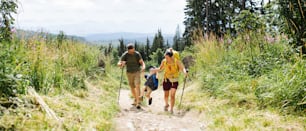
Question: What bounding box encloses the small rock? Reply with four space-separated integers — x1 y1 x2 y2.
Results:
25 113 32 118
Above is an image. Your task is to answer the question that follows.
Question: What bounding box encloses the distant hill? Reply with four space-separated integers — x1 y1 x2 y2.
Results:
15 29 87 42
85 32 174 45
14 30 175 46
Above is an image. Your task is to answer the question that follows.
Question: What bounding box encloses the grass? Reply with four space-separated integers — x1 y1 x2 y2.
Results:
1 31 305 130
180 32 306 130
0 34 122 130
0 76 119 130
183 82 306 130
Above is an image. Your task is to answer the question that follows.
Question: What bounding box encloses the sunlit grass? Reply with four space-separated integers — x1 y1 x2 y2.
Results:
183 83 306 130
181 32 306 129
0 74 119 130
0 34 120 130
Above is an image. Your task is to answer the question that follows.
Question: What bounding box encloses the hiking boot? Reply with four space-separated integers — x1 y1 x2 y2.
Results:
136 104 141 109
164 104 169 111
170 110 174 114
148 97 152 105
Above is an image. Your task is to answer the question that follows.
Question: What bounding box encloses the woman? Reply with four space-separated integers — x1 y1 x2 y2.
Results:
154 49 187 114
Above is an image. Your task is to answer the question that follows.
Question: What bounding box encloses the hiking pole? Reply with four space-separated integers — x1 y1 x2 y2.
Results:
118 66 124 104
179 68 188 111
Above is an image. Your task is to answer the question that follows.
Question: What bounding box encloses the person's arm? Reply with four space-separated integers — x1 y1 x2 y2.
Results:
117 52 126 68
139 59 145 72
177 60 187 76
154 59 165 72
137 52 145 72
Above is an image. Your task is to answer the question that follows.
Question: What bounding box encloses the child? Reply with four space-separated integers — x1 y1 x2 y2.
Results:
140 66 159 105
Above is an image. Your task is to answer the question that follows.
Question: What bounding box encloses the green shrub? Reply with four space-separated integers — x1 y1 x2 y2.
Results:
0 35 101 96
195 33 305 113
0 41 29 97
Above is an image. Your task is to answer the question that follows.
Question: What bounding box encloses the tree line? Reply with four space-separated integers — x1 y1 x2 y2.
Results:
183 0 305 53
101 28 187 65
104 0 305 62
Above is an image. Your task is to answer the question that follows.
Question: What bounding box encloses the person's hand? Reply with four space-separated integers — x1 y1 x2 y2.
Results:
119 61 126 68
141 67 145 72
184 68 189 77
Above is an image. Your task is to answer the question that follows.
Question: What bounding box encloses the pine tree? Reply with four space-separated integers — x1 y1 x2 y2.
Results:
157 29 165 50
57 31 66 48
173 25 184 51
151 29 165 52
166 39 170 49
107 42 113 56
145 37 151 61
134 40 139 51
183 0 262 42
118 38 125 57
0 0 18 42
150 48 164 65
138 44 146 61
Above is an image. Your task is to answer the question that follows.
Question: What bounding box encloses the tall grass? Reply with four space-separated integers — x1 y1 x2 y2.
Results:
1 34 120 130
0 40 29 97
1 35 101 95
191 32 305 114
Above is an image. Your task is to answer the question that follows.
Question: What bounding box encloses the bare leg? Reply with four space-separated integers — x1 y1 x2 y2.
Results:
145 88 152 99
145 88 153 105
140 86 146 98
129 85 137 104
170 88 177 113
135 84 141 105
164 90 170 111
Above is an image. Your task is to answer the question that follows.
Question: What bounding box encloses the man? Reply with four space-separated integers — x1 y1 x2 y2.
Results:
118 43 145 109
154 49 187 114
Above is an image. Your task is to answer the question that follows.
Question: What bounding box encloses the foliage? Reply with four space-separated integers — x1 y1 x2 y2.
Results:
278 0 306 54
151 29 165 52
0 32 119 130
173 25 185 51
117 38 125 57
56 31 66 48
0 41 29 97
0 0 18 42
183 0 263 44
193 33 305 113
183 85 305 130
262 0 284 36
234 10 265 34
145 37 151 61
0 33 101 96
149 48 164 66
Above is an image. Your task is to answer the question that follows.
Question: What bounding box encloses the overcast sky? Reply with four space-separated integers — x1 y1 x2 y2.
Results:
15 0 186 36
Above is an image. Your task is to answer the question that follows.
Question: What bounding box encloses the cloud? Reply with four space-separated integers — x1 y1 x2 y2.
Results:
15 0 186 36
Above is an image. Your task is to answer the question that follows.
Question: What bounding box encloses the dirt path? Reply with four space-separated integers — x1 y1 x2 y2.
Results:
113 87 205 131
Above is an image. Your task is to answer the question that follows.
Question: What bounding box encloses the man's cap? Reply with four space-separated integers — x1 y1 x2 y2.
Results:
127 43 134 49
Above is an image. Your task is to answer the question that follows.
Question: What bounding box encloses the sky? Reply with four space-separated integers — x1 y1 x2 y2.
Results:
15 0 186 36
